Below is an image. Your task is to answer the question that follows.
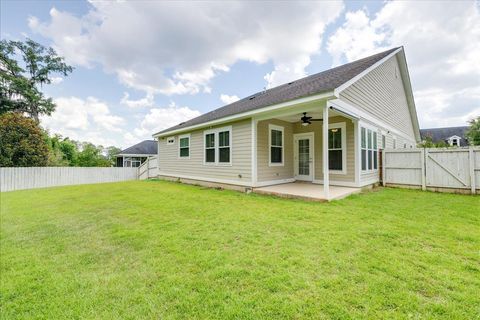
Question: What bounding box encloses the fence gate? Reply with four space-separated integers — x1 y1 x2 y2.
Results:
426 149 471 190
138 156 158 180
382 147 479 194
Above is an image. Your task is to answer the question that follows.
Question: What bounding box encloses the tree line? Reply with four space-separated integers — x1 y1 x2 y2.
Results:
1 38 121 167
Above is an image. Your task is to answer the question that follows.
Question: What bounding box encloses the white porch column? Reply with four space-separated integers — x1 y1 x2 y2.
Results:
323 104 329 199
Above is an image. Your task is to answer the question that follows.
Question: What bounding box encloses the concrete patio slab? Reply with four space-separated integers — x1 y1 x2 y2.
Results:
253 182 361 201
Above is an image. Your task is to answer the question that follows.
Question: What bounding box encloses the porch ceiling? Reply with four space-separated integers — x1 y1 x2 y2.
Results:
274 108 344 123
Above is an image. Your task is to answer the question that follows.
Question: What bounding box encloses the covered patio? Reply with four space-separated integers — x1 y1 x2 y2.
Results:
253 181 361 201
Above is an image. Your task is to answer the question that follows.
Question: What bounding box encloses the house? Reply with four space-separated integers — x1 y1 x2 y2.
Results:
152 47 420 200
116 140 157 167
420 126 469 147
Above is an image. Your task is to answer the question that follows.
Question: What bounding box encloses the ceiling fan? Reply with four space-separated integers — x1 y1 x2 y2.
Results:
300 112 322 126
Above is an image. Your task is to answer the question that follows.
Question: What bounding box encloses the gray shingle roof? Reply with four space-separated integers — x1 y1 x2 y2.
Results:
420 126 469 146
156 47 400 135
118 140 157 155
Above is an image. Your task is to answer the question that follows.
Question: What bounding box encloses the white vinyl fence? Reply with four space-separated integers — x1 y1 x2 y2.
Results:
0 167 138 192
382 147 480 194
138 156 158 180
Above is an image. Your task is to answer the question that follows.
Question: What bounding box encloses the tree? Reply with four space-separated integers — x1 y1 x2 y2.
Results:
466 116 480 146
0 39 73 121
417 135 435 148
45 134 79 166
106 146 122 166
0 112 49 166
76 143 111 167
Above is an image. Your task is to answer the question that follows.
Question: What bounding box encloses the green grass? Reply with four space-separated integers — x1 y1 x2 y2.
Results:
1 181 479 319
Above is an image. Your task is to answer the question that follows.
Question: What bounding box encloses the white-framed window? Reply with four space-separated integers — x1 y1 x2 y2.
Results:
328 122 346 174
178 134 190 158
361 126 378 172
218 130 231 163
203 126 232 165
269 124 284 166
124 157 142 168
167 137 175 145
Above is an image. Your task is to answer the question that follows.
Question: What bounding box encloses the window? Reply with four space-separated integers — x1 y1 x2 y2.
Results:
368 130 373 170
179 135 190 158
124 157 142 167
205 133 215 163
167 137 175 145
269 125 284 166
218 130 230 163
382 134 386 149
361 128 367 171
452 139 459 146
204 126 232 165
328 127 343 171
361 127 378 172
373 132 378 170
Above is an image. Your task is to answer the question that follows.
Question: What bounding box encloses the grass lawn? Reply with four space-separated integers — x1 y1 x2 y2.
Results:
1 180 479 319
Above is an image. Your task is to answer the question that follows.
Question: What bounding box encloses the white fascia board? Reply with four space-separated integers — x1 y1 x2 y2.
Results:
116 154 156 157
333 48 402 97
328 98 416 142
396 49 421 142
153 91 334 138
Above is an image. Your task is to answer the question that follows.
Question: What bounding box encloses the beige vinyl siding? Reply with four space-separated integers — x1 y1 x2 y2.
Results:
340 55 416 140
292 116 355 183
257 119 294 182
158 119 251 184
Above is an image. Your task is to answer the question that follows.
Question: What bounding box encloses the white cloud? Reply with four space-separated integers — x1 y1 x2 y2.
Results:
50 76 63 85
29 2 344 94
220 94 240 105
120 92 154 108
41 96 125 146
327 1 480 128
133 102 201 139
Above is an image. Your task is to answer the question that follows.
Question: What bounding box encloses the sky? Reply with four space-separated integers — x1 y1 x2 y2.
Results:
1 0 479 148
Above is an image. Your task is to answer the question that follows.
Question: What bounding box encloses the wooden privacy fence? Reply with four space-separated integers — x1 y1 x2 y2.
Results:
138 156 158 180
382 147 480 194
0 167 138 192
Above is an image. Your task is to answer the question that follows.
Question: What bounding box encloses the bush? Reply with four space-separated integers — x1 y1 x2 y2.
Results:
0 112 49 166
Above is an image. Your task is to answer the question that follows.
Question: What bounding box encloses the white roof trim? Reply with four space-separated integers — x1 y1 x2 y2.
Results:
117 153 156 157
333 47 421 142
153 91 334 137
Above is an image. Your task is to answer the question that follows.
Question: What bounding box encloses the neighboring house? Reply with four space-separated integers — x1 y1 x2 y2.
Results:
153 47 420 197
420 126 469 147
116 140 157 167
